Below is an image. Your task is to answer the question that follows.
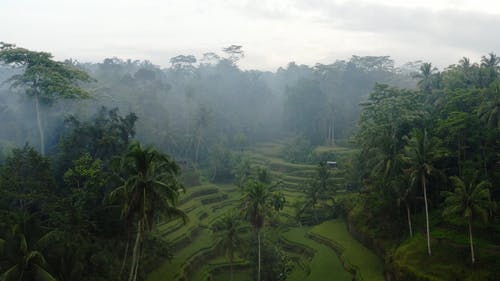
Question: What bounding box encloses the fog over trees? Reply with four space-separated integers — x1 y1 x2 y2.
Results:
0 47 417 161
1 42 499 281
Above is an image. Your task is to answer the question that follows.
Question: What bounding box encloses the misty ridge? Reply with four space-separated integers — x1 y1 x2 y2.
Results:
0 45 419 160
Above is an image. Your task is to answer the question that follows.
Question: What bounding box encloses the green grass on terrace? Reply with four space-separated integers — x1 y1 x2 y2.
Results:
393 233 500 281
310 220 384 281
190 254 249 281
147 141 378 281
283 227 352 281
210 270 253 281
249 142 287 158
314 145 356 154
147 229 216 281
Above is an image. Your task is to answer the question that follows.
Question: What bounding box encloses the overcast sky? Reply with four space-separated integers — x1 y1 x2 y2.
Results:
1 0 499 71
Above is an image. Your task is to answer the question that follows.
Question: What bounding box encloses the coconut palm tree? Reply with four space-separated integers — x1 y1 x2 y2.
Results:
404 128 438 256
414 62 438 93
478 82 500 130
480 53 499 85
240 180 271 281
109 141 186 281
0 213 59 281
212 213 244 281
270 192 286 214
442 175 492 264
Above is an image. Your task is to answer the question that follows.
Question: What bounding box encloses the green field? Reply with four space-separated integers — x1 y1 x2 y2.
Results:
146 142 383 281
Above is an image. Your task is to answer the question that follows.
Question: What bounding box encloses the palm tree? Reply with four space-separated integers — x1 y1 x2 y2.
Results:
109 141 186 281
212 213 244 281
0 213 58 281
240 180 271 281
478 82 500 130
442 175 492 264
414 62 438 93
304 180 322 223
270 192 286 214
404 128 437 256
478 53 499 86
480 53 499 69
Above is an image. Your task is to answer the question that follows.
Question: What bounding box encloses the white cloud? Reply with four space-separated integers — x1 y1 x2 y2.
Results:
0 0 498 71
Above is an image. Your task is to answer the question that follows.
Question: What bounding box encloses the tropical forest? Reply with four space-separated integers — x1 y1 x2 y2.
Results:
0 2 500 281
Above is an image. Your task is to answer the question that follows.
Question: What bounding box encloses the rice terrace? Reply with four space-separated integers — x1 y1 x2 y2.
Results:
1 1 500 280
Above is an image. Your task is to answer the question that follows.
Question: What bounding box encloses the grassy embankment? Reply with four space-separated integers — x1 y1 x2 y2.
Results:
346 188 500 281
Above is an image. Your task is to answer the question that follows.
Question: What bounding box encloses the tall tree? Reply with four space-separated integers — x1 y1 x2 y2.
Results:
442 175 492 264
193 105 212 164
414 62 439 94
0 43 93 155
478 81 500 130
212 213 244 281
303 162 332 223
109 142 186 281
240 180 272 281
480 53 499 86
404 128 438 256
222 45 244 64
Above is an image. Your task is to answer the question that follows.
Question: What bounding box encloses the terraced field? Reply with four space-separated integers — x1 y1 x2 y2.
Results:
147 183 242 281
147 142 384 281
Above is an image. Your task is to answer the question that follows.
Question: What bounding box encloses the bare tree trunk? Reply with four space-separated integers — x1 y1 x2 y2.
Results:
422 175 431 256
257 230 261 281
468 220 475 264
34 96 45 156
406 204 413 238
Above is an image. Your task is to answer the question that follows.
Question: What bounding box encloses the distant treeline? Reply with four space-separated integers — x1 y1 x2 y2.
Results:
0 51 417 165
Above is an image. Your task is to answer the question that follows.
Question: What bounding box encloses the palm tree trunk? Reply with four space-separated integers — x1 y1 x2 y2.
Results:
257 230 261 281
312 201 318 223
230 247 234 281
195 132 202 164
132 242 141 281
468 219 475 264
129 221 142 281
211 164 217 182
406 204 413 238
422 175 431 256
120 237 130 280
489 194 493 217
331 117 335 146
34 95 45 156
